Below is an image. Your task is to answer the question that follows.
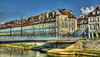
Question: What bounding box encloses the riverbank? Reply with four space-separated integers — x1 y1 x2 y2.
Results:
47 39 100 57
0 43 42 50
48 49 100 56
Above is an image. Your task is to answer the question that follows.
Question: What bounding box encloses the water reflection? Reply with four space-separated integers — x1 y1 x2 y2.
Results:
48 53 94 57
0 47 95 57
0 47 50 57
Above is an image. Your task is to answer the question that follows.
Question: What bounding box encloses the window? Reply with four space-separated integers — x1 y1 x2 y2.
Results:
98 17 99 21
92 11 95 15
61 17 63 21
65 17 67 21
97 11 100 14
49 15 52 18
69 23 70 26
72 23 73 26
62 22 64 25
98 24 99 29
90 25 92 29
69 27 70 31
72 27 73 31
69 19 70 21
41 17 42 19
92 25 94 29
65 22 67 25
89 18 91 22
90 18 92 22
45 16 46 18
97 24 99 29
92 18 94 22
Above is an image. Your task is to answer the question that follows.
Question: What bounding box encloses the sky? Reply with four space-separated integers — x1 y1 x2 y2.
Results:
0 0 100 24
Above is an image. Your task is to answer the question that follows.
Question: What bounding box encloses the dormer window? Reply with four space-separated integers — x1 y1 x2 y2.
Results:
49 15 52 18
30 19 32 22
45 16 46 18
70 15 72 17
92 11 95 15
65 17 67 21
97 11 100 14
41 17 42 20
56 10 61 15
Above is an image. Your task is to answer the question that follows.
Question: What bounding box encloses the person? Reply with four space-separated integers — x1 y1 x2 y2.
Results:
27 33 29 37
31 34 33 38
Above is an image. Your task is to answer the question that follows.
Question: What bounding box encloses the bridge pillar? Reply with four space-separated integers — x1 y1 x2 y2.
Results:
92 33 94 38
88 33 90 38
96 33 98 38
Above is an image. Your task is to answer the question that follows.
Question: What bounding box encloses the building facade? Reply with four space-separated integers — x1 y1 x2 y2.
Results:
77 16 88 38
0 9 77 37
88 4 100 38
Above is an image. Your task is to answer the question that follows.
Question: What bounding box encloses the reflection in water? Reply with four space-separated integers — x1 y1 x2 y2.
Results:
48 53 94 57
0 47 94 57
0 47 50 57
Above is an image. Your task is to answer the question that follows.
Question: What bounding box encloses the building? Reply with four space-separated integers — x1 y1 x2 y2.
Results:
77 16 88 38
88 4 100 38
0 9 77 37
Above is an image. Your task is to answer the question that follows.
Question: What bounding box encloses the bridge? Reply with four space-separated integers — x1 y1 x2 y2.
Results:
0 37 80 44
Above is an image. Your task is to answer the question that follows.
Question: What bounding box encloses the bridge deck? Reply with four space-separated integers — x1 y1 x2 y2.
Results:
0 37 80 43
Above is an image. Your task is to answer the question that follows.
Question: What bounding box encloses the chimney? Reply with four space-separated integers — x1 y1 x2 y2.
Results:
52 11 55 17
81 16 83 19
26 17 28 20
84 15 88 18
99 4 100 9
69 10 72 14
46 12 49 18
66 9 69 12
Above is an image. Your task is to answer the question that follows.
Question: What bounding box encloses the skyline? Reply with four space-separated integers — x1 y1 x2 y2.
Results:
0 0 100 24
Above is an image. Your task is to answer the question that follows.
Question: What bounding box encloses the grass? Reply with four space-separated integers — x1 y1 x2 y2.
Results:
7 43 42 47
82 49 100 54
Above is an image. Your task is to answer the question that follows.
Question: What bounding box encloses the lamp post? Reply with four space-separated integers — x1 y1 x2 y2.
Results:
21 16 23 38
10 25 12 37
74 20 76 38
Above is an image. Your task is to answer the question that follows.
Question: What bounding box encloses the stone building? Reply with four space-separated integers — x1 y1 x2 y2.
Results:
77 16 88 38
0 9 77 37
88 4 100 38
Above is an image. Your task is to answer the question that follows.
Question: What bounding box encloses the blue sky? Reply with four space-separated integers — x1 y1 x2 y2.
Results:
0 0 99 24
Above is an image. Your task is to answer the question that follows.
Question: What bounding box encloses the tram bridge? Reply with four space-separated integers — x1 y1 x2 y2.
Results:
0 37 80 44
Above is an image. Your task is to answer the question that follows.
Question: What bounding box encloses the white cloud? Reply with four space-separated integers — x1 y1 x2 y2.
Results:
1 22 5 24
79 15 84 18
80 6 95 15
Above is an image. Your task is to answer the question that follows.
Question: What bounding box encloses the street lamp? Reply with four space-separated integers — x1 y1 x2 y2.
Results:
21 16 23 38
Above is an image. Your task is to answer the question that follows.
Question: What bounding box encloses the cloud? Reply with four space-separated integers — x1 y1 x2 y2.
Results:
79 15 84 18
1 22 5 24
80 6 95 15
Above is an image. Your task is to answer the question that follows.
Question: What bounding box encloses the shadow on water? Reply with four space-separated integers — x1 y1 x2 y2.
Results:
0 47 97 57
48 53 97 57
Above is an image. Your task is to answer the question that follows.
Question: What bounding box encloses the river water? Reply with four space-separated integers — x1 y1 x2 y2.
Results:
0 47 94 57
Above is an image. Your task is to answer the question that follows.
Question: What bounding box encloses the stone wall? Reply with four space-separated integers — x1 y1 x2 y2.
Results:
75 39 100 50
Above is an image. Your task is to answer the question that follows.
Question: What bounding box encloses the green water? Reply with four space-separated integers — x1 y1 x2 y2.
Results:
0 47 96 57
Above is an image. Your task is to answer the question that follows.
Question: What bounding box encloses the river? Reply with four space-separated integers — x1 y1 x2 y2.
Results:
0 47 94 57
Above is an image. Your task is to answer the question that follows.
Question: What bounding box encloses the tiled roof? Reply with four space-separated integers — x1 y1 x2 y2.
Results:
77 18 88 25
0 8 76 28
58 9 77 19
88 6 100 16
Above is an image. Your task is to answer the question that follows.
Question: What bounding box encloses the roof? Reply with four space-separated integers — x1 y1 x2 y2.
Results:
88 6 100 16
57 9 77 19
77 18 88 25
0 8 76 28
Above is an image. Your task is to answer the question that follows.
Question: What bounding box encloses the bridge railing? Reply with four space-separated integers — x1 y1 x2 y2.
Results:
0 35 80 38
